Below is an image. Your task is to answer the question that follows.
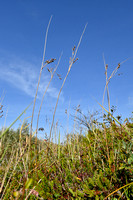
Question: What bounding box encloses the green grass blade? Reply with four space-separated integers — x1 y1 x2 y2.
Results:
0 145 9 163
57 131 61 159
0 102 32 139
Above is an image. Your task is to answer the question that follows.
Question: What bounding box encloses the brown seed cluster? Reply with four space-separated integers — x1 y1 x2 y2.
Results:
45 58 56 64
0 105 3 118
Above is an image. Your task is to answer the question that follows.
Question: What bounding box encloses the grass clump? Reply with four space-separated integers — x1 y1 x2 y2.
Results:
0 18 132 199
0 115 132 199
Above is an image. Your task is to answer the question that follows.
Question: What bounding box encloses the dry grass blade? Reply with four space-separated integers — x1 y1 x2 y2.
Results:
30 15 53 143
0 145 28 199
36 53 63 136
102 56 133 112
25 179 42 200
103 54 110 112
104 182 133 200
0 148 15 194
49 23 88 142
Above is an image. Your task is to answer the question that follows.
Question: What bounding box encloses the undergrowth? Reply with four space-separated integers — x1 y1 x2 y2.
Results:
0 115 132 199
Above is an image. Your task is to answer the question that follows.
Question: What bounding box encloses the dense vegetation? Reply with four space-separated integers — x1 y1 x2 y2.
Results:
0 19 133 199
0 112 133 199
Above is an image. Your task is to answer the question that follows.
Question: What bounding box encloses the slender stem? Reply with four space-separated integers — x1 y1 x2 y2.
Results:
49 23 87 142
36 53 62 135
30 16 52 146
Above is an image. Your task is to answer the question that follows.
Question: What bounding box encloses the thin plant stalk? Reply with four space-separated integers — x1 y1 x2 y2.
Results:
0 90 5 105
1 108 8 133
30 16 52 143
34 55 61 169
103 55 114 166
0 148 15 194
104 182 133 200
103 54 110 112
36 53 62 136
1 146 29 199
42 23 87 173
102 62 120 111
102 56 132 110
101 61 121 167
0 102 32 139
72 104 80 160
25 179 42 200
49 23 87 142
57 131 61 159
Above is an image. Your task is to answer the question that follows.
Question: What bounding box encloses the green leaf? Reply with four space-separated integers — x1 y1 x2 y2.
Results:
128 156 133 165
68 188 76 197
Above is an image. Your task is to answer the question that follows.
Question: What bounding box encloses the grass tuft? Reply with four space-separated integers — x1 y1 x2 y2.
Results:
0 19 132 199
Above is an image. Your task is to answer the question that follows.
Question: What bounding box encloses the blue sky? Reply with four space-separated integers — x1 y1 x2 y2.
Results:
0 0 133 139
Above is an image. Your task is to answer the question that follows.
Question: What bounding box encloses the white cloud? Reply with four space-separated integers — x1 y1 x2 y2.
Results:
0 58 64 101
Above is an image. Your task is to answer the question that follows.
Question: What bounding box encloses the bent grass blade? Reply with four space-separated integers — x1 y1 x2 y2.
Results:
0 102 32 139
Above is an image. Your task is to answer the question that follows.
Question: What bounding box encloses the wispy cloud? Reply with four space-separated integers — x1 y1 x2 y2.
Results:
128 96 133 106
0 58 64 100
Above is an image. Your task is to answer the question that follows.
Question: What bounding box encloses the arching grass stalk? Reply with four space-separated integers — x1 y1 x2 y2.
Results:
102 61 120 113
102 57 132 112
30 16 53 145
49 23 88 143
103 54 110 113
36 53 63 137
0 102 32 139
104 182 133 200
35 54 62 161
